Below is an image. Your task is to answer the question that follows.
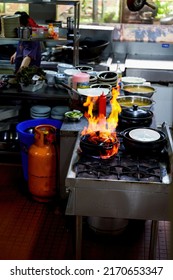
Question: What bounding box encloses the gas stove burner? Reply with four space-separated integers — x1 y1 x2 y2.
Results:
74 149 168 183
121 165 162 182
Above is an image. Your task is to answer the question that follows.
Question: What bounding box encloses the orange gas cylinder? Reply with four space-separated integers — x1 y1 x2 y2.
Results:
28 124 57 202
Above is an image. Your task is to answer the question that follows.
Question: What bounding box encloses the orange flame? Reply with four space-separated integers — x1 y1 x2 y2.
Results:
82 87 121 135
81 88 122 159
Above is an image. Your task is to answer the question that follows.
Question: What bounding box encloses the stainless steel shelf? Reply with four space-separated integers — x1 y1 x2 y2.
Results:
1 1 80 4
1 0 80 66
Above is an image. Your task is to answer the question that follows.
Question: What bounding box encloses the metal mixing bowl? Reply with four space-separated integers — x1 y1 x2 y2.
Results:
122 84 155 98
116 95 155 110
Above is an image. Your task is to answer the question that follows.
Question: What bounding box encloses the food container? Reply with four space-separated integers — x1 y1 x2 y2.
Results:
116 95 155 110
122 84 155 98
121 127 167 154
80 133 119 158
121 76 146 85
64 110 83 121
20 81 45 92
97 71 117 86
118 104 153 127
18 27 32 39
72 72 90 90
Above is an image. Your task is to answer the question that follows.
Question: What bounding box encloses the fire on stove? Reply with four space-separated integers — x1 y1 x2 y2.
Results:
80 88 121 159
74 144 170 183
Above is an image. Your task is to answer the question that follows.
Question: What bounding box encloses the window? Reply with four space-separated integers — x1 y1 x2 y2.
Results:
1 1 173 25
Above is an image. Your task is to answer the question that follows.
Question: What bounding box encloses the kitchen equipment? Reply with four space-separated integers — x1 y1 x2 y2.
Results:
97 71 117 86
63 39 109 62
1 14 20 38
77 88 110 97
121 76 146 85
116 95 155 109
72 72 90 90
44 70 58 87
127 0 156 12
30 105 51 119
57 63 74 74
16 119 62 181
18 27 32 39
65 122 172 259
75 65 94 73
64 110 83 122
118 104 153 127
160 15 173 25
122 84 155 98
121 127 167 154
80 133 119 158
28 124 57 202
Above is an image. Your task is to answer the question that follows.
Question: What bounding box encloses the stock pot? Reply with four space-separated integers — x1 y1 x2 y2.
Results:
118 105 153 127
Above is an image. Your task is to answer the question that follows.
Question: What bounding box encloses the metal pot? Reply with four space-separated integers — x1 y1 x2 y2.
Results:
116 95 155 110
121 127 167 154
118 105 153 127
18 27 32 39
127 0 156 12
122 84 155 98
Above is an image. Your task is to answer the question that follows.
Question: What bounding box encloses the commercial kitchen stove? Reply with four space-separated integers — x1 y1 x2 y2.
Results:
65 123 173 259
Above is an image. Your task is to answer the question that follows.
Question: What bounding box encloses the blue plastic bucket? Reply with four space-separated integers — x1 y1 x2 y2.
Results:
16 119 62 181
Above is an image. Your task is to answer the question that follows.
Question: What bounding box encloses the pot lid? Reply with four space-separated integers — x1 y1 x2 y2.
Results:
120 105 152 119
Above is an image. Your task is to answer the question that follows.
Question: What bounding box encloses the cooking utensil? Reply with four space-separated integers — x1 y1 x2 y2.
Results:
121 127 167 154
127 0 156 12
64 110 83 122
129 128 160 142
122 84 155 98
116 95 155 109
55 39 109 62
118 104 153 127
80 134 119 158
121 76 146 85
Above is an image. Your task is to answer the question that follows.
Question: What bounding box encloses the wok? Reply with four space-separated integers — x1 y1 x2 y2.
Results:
45 39 109 63
121 127 167 154
64 38 110 61
127 0 156 12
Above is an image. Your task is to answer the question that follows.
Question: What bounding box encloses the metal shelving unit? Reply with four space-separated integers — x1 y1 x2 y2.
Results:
0 0 80 66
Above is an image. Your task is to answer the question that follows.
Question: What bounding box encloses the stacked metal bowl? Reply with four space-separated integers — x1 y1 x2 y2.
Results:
1 14 20 38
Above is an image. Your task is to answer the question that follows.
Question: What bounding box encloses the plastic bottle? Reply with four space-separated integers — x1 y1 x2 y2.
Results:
48 23 54 38
116 60 122 90
67 17 74 40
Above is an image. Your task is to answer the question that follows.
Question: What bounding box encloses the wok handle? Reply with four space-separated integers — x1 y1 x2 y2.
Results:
145 1 156 10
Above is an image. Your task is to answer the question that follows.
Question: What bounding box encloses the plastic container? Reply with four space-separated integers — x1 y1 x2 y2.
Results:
16 119 62 181
20 81 45 92
72 72 90 90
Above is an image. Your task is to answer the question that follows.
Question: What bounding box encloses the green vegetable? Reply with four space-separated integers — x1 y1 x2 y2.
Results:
65 110 83 119
16 66 46 86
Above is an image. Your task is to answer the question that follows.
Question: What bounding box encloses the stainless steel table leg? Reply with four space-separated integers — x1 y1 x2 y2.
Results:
76 215 83 260
149 220 159 260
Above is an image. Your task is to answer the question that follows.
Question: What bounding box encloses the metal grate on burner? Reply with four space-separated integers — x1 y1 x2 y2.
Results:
74 153 167 183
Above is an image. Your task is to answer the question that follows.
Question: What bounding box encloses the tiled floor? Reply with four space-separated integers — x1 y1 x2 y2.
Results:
0 164 171 260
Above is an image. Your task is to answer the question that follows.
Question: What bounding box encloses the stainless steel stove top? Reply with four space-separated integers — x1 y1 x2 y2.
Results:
65 123 172 220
